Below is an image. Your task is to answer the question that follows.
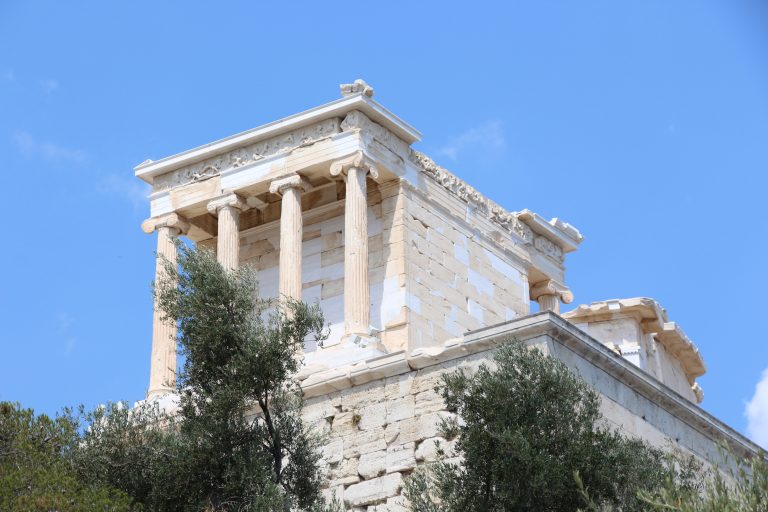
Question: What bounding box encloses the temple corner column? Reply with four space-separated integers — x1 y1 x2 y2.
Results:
330 151 384 350
142 212 190 399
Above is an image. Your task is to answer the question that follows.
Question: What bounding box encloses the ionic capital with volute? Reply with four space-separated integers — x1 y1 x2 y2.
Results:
530 279 574 314
141 212 190 235
329 151 379 180
269 174 311 196
206 192 250 216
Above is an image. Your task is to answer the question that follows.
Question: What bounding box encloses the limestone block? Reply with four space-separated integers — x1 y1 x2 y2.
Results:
342 380 388 410
344 473 403 508
323 437 344 465
331 411 359 436
384 373 414 400
414 388 445 416
386 442 416 473
358 450 387 479
357 402 388 431
386 395 415 423
383 411 453 445
343 429 387 458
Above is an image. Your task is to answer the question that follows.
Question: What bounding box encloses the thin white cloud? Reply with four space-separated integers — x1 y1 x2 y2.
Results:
55 312 76 355
436 121 507 161
56 312 74 333
13 130 89 165
40 78 59 94
97 173 151 212
746 368 768 448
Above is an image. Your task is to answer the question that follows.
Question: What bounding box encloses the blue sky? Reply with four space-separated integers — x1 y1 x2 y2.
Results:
1 1 767 443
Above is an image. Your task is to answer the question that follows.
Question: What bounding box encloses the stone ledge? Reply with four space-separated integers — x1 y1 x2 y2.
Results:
299 311 760 460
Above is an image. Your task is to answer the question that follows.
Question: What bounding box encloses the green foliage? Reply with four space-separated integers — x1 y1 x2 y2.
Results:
69 245 336 512
404 338 669 511
637 445 768 511
0 401 136 512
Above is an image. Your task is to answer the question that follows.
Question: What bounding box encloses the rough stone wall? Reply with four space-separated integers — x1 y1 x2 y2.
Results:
302 353 479 511
402 184 530 351
300 325 745 511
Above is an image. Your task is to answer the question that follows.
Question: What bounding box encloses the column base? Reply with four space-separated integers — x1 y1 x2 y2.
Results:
304 333 388 369
135 391 181 416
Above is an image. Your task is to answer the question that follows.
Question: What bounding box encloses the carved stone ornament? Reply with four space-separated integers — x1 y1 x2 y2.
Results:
152 119 341 192
340 79 374 98
340 110 409 158
408 150 536 244
534 235 564 261
530 279 574 304
330 151 379 180
269 174 311 195
141 212 190 235
206 193 250 216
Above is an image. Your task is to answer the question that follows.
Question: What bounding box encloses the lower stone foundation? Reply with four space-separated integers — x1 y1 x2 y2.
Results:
298 313 758 511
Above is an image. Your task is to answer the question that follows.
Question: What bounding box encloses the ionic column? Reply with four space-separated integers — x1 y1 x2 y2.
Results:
207 193 249 271
331 152 379 338
270 174 311 301
530 279 573 314
141 213 189 398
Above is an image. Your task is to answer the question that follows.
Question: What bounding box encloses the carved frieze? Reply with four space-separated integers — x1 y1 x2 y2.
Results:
534 235 564 261
152 118 342 192
408 150 541 244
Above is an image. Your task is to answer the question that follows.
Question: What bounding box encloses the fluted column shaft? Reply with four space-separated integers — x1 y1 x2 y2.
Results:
270 175 310 301
331 153 379 339
149 226 179 396
344 166 371 336
217 206 241 270
142 213 189 399
208 193 249 271
537 294 560 313
280 187 302 299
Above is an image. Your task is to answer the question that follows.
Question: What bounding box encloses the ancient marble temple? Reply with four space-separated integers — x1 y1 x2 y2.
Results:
135 81 757 509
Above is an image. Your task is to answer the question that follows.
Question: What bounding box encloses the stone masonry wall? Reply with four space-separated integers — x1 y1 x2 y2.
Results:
403 183 530 351
299 318 754 511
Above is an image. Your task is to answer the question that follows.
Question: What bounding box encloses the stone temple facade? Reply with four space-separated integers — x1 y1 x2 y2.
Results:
135 80 758 510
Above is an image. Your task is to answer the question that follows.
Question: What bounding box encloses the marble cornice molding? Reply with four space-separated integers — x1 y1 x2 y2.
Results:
150 118 342 193
408 150 582 262
530 279 574 304
141 212 190 235
207 193 250 216
269 174 311 195
330 150 380 180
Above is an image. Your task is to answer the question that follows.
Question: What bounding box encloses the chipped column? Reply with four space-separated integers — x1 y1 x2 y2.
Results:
141 213 189 398
530 279 573 314
270 174 311 301
207 193 249 271
331 151 378 342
